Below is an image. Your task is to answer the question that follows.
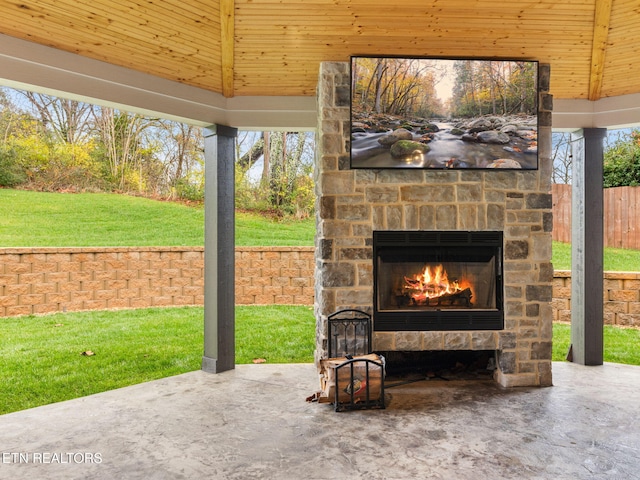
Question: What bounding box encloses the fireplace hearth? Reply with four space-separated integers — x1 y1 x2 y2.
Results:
374 231 504 331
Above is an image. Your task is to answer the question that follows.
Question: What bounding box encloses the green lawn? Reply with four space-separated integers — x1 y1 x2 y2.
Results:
5 189 640 265
0 189 314 247
3 305 639 415
552 241 640 271
553 323 640 364
235 210 315 246
0 305 315 415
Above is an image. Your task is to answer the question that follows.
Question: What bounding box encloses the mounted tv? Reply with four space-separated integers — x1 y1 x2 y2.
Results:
350 56 539 170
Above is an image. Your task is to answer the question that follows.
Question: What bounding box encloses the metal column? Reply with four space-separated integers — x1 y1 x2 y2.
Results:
570 128 606 365
202 125 237 373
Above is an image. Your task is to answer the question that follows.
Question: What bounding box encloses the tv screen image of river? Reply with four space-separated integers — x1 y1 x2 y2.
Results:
350 56 539 170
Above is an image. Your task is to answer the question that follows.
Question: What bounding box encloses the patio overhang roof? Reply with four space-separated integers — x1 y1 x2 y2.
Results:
0 0 639 130
0 1 621 371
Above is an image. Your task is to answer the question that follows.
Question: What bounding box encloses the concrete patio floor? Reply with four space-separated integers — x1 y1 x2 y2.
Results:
0 361 639 480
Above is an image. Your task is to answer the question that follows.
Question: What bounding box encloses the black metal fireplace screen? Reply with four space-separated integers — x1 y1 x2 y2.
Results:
373 231 504 331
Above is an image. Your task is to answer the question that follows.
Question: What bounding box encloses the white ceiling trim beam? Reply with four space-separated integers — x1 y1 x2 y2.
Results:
0 34 316 130
553 95 640 130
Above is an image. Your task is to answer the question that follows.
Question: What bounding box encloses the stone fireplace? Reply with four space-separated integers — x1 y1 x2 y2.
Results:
314 62 553 387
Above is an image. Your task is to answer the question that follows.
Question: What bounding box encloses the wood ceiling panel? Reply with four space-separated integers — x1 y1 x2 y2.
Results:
235 0 594 77
0 0 638 102
1 1 220 54
0 0 223 91
599 0 640 98
233 0 596 98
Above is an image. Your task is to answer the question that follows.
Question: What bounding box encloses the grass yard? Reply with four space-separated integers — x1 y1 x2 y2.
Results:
235 210 315 246
4 189 640 266
552 241 640 271
0 189 315 247
2 304 640 415
0 189 205 247
0 305 315 415
552 322 640 365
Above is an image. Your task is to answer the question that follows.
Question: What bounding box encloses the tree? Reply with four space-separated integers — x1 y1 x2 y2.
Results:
1 87 211 196
0 90 30 186
1 87 315 211
0 88 100 190
510 62 537 115
451 60 479 117
236 132 264 170
552 132 572 184
154 120 204 199
18 91 94 145
94 107 159 191
603 129 640 187
353 58 442 117
450 60 537 118
373 59 386 114
234 130 314 218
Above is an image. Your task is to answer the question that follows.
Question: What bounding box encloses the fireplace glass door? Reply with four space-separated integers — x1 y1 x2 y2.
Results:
373 231 504 331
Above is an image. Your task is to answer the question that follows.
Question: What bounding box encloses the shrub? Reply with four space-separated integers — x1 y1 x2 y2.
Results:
0 146 27 187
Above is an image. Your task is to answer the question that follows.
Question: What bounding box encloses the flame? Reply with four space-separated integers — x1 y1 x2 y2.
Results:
403 264 468 304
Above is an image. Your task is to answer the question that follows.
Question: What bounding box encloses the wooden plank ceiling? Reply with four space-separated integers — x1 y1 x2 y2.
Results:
0 0 637 101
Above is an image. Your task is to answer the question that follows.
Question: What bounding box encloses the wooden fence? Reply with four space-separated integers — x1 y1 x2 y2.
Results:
552 184 640 249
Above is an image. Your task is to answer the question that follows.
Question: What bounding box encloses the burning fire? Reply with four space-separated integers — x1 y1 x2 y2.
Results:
403 264 471 305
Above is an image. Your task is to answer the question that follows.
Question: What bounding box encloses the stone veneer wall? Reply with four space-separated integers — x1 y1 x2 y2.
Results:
0 246 314 317
314 62 554 387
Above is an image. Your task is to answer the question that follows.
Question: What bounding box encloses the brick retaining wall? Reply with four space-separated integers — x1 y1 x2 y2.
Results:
553 270 640 327
0 247 314 317
0 247 206 317
2 247 639 325
234 247 315 305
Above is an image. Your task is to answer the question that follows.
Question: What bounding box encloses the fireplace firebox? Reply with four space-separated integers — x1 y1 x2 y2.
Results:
373 231 504 331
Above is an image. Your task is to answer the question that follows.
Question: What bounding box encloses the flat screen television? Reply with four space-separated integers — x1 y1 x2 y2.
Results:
350 56 539 170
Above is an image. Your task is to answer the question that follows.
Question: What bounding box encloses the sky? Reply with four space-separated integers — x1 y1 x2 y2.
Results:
433 60 456 104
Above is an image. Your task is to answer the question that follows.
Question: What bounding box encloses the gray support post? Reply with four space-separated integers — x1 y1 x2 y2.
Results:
570 128 606 365
202 124 237 373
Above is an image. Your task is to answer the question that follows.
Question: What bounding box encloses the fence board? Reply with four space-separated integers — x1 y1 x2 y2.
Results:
604 187 617 247
553 184 640 250
632 187 640 248
617 188 626 248
602 185 610 246
551 184 572 243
